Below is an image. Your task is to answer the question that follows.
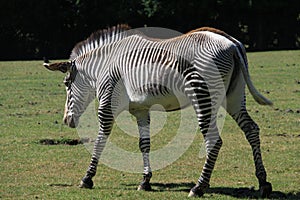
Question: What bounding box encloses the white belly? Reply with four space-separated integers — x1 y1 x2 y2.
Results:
128 90 191 112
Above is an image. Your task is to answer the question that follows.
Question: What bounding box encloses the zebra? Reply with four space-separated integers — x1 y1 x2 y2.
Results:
44 24 273 198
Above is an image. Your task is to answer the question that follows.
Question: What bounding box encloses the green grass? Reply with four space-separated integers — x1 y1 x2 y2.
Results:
0 51 299 199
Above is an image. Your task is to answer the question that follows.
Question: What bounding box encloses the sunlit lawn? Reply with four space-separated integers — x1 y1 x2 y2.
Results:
0 50 299 199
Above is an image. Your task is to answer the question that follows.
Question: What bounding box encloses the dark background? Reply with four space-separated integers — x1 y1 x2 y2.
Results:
1 0 299 60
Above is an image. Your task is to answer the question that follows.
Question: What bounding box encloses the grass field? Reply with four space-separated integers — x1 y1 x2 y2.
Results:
0 50 299 199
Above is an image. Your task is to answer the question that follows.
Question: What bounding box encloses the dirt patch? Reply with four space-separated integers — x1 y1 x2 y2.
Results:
48 183 73 187
39 138 83 145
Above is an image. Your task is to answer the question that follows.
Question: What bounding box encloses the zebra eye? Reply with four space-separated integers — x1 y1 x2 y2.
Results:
63 78 68 86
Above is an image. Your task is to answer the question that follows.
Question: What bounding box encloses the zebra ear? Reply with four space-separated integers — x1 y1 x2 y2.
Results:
43 59 71 73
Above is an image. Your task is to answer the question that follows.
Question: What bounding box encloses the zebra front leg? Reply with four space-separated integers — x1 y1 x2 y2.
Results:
132 110 152 191
80 98 114 189
232 110 272 198
79 132 110 189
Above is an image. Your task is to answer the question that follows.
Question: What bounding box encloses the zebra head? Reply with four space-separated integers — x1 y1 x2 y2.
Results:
44 59 95 128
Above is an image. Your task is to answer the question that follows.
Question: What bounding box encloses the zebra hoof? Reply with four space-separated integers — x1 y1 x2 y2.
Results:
188 189 204 198
79 176 93 189
259 182 272 198
188 184 207 197
137 182 152 191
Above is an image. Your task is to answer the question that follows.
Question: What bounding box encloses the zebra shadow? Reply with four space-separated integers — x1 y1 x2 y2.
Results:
205 187 299 199
125 182 300 199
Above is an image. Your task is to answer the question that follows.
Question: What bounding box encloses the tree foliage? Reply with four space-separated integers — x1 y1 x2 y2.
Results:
0 0 299 60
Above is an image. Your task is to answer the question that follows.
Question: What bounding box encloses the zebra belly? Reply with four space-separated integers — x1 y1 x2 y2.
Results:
128 90 191 112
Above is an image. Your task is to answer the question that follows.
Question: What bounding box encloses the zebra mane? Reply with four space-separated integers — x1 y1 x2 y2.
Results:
70 24 132 60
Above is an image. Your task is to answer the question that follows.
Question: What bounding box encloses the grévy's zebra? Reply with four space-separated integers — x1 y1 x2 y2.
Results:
44 24 272 198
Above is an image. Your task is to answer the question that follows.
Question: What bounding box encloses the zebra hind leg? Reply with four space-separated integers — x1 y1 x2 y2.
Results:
232 110 272 198
188 132 223 197
184 75 223 197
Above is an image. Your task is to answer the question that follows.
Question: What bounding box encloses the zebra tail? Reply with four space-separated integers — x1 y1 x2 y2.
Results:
234 45 273 106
